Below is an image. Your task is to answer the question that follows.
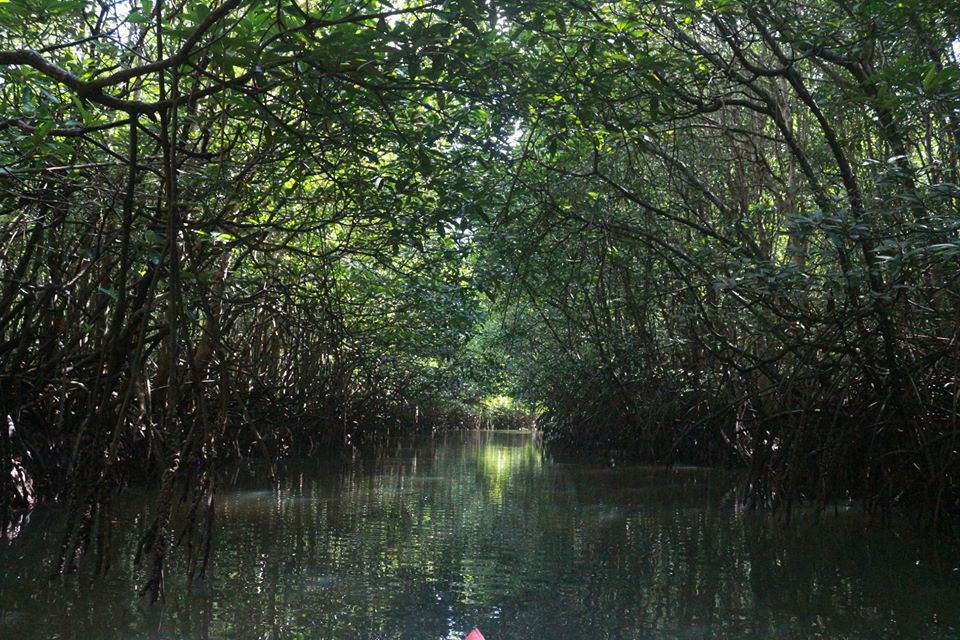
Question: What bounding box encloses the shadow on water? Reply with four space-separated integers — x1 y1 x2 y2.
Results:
2 430 959 639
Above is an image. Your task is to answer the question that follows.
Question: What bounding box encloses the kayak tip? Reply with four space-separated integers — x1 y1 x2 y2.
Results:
465 628 485 640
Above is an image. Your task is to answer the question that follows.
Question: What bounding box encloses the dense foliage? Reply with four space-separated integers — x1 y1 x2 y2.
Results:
1 0 958 594
492 1 960 524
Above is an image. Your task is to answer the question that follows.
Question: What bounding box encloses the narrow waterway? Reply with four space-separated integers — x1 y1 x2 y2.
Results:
2 430 958 639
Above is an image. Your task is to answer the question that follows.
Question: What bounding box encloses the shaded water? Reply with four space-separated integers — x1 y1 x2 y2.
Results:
2 430 959 639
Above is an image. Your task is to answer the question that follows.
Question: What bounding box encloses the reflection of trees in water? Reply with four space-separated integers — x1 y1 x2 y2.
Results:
2 508 30 541
2 433 958 639
744 517 960 638
206 436 957 639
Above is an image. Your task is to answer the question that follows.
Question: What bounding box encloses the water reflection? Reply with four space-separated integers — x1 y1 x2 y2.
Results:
1 430 958 639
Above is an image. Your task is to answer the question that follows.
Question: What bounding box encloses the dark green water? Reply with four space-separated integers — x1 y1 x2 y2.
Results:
2 430 959 639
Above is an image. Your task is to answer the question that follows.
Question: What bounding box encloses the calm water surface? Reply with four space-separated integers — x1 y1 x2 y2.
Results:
2 431 959 639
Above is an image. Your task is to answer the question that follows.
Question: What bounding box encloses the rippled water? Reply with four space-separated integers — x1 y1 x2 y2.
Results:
2 430 959 639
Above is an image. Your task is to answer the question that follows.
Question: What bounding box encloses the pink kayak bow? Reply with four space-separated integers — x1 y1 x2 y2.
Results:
465 628 485 640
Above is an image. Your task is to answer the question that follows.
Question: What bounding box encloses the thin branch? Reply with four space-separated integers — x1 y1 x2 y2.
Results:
0 117 131 137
